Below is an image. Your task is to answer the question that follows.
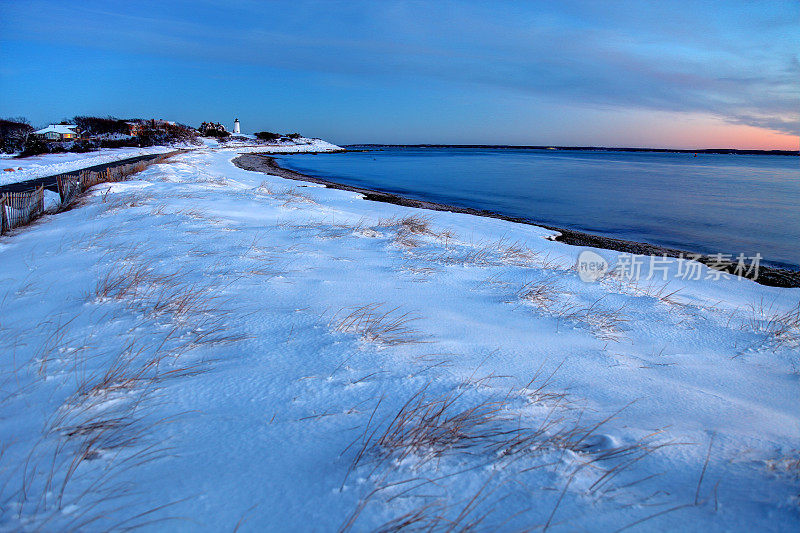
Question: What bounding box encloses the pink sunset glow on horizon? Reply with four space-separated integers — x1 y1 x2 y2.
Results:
647 124 798 151
596 112 800 151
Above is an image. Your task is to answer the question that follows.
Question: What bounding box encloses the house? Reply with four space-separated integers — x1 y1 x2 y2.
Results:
147 119 175 130
126 121 142 136
33 124 80 141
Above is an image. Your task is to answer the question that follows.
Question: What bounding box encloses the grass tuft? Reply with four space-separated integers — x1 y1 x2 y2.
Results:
340 374 675 531
742 298 800 353
331 303 424 347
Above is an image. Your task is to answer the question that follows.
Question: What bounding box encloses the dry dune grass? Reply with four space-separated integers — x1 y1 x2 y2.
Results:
377 214 435 235
398 258 439 281
91 264 226 325
255 180 276 196
10 345 200 530
377 215 444 250
343 216 562 279
199 175 230 187
281 187 320 208
599 270 688 315
372 212 631 342
254 181 322 208
518 276 565 309
473 272 515 292
399 229 562 271
516 280 629 342
331 303 425 347
2 247 246 530
498 239 541 266
10 335 208 529
287 217 371 241
340 373 677 531
765 453 800 479
741 298 800 354
239 239 301 279
99 191 155 214
427 243 495 267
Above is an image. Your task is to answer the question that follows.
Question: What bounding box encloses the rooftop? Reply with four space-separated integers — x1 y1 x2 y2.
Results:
34 124 79 135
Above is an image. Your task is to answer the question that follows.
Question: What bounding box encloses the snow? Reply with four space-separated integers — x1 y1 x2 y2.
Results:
208 136 344 153
0 137 342 187
0 143 797 531
0 146 190 186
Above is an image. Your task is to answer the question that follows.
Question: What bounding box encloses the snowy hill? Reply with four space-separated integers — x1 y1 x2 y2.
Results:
212 135 344 153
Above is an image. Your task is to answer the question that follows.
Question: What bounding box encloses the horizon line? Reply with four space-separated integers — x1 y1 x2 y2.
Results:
340 143 800 155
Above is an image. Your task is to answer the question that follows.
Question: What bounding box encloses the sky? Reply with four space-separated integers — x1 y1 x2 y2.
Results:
0 0 798 149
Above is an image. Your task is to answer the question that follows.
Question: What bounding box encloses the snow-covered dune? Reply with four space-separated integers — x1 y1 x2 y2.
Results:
213 136 344 153
0 145 796 531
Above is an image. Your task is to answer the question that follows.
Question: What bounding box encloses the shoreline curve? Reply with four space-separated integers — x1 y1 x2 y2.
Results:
232 152 800 289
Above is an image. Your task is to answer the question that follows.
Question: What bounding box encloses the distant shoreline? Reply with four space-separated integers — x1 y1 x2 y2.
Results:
344 144 800 156
233 152 800 288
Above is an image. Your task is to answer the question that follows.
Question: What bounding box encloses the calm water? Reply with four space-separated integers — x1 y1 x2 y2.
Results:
277 147 800 269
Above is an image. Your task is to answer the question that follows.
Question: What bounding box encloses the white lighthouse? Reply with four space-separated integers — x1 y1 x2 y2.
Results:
233 118 240 134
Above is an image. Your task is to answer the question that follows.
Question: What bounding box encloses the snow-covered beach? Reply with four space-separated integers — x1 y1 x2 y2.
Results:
1 141 798 531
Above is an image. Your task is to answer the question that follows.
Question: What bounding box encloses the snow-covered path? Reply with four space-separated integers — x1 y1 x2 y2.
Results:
0 146 797 531
0 146 182 185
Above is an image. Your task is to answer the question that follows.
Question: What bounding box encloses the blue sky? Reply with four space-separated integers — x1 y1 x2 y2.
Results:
1 0 797 149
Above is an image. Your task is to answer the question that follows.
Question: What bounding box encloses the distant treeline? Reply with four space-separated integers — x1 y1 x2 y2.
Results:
3 116 199 156
347 144 800 156
0 118 34 154
253 131 302 142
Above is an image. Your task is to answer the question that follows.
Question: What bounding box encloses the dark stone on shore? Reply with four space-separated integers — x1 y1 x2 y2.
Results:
233 152 800 289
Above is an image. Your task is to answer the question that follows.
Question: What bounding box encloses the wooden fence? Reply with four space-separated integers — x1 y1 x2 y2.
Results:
0 151 179 235
56 174 81 205
0 186 44 233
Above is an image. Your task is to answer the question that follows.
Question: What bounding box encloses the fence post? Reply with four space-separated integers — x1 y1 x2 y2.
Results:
36 185 44 215
57 175 65 203
0 194 7 234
